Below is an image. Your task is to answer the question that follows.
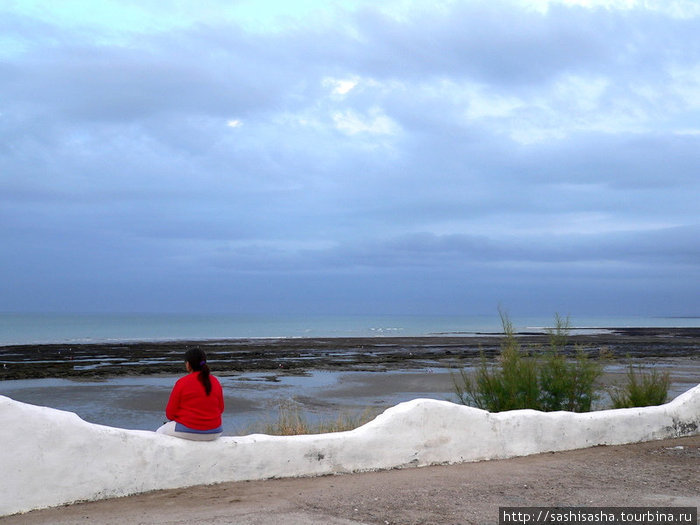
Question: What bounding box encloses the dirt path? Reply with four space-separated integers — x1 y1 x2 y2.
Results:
4 435 698 525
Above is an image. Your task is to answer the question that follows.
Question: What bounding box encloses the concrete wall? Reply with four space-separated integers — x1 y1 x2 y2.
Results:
1 384 699 517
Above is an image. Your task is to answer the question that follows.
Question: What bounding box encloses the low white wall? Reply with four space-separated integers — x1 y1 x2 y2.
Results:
1 384 699 517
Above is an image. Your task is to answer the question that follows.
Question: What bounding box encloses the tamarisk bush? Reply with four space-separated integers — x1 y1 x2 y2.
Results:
453 312 602 413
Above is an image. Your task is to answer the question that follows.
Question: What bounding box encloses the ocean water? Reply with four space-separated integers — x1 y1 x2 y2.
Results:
0 312 698 346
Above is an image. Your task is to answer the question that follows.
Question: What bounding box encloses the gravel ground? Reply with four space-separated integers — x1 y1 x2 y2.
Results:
3 435 698 525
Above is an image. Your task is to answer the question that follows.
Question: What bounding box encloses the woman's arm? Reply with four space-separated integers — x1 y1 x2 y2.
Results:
214 377 225 414
165 380 182 421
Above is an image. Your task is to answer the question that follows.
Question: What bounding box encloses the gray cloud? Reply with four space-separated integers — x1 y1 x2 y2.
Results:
0 1 698 315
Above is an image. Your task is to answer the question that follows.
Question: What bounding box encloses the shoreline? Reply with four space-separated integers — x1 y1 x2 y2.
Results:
1 327 699 381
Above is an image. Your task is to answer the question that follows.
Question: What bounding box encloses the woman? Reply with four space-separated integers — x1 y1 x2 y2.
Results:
156 347 224 441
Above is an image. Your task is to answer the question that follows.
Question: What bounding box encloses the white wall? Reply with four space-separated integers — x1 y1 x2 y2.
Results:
1 384 699 517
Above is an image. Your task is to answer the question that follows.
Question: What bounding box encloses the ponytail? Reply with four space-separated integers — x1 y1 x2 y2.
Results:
184 347 212 395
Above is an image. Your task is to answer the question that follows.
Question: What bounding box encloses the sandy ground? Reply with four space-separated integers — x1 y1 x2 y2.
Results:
3 435 698 525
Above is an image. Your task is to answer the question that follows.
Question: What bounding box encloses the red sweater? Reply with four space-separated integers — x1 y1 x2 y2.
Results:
165 371 224 430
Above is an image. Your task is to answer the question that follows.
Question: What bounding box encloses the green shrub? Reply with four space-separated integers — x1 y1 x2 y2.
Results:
538 347 602 412
609 364 670 409
453 310 539 411
453 311 602 413
538 314 602 412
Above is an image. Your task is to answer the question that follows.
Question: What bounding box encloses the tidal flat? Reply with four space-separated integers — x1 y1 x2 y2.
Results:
1 328 698 434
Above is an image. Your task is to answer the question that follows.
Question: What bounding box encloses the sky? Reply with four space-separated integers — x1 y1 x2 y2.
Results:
1 0 699 317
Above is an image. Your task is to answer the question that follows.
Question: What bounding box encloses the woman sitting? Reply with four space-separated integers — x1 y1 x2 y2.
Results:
157 347 224 441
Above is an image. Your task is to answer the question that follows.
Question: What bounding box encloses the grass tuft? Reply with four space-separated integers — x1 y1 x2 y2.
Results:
609 364 670 409
245 399 380 436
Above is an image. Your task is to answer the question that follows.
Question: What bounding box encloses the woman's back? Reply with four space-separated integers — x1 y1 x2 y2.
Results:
166 371 224 430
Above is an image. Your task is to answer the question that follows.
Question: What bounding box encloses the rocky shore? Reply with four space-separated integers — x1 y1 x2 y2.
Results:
1 327 698 381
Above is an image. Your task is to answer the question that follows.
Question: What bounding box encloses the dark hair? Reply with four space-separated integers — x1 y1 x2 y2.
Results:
184 347 212 395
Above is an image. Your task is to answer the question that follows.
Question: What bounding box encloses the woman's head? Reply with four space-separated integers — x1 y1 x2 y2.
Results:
184 347 208 371
184 347 212 395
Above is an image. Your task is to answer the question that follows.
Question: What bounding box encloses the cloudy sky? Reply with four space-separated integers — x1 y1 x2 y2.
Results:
1 0 698 317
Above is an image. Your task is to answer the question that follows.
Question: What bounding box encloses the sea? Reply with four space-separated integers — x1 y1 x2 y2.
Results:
1 312 699 346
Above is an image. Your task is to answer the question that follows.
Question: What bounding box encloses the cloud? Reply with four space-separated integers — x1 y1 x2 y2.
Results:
0 0 698 315
332 107 399 135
